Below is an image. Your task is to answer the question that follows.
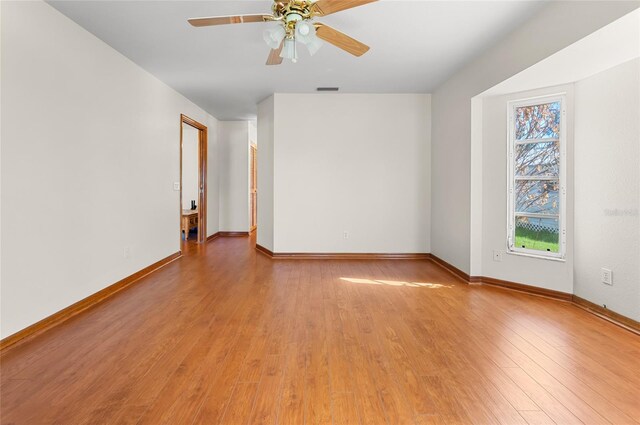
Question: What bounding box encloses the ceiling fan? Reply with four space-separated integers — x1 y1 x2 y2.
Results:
188 0 377 65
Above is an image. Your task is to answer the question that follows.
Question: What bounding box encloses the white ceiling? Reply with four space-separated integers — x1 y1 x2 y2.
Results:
48 0 547 120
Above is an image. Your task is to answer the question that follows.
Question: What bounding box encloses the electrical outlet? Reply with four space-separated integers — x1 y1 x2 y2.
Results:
173 182 180 191
601 268 612 285
493 250 503 262
124 246 131 259
343 231 349 239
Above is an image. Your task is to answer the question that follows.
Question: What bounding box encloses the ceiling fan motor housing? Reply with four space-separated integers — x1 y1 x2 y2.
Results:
274 0 315 20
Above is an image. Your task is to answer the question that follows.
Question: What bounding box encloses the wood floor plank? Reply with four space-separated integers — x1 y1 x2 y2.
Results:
519 410 558 425
501 367 583 425
249 354 287 425
1 236 639 425
332 392 361 425
303 263 333 425
276 343 307 425
219 382 259 425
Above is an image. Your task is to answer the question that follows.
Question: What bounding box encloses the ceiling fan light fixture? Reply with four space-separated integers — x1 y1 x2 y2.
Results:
263 25 286 49
280 38 298 62
188 0 377 65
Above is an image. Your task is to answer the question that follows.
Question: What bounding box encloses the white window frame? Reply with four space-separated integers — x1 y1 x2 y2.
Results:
507 94 567 260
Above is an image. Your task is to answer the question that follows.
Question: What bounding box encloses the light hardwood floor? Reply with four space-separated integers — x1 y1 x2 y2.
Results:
1 236 639 424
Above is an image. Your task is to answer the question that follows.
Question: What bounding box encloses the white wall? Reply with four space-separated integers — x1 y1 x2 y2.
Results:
574 59 640 321
431 1 639 274
481 85 575 294
181 124 199 210
0 1 220 338
219 121 250 232
249 121 257 146
270 94 430 253
257 97 275 251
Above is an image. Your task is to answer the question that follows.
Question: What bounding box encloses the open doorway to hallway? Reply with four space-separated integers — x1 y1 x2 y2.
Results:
180 114 207 244
250 143 257 232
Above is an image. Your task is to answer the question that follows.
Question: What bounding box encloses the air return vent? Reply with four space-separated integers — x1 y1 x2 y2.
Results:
317 87 339 92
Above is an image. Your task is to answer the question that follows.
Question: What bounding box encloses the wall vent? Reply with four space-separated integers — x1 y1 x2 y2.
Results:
317 87 339 92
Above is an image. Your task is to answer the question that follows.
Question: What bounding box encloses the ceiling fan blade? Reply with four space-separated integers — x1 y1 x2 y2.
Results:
315 24 370 57
266 41 284 66
311 0 377 16
188 14 269 27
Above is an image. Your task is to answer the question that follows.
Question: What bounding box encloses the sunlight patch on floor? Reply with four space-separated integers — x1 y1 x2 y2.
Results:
339 277 450 288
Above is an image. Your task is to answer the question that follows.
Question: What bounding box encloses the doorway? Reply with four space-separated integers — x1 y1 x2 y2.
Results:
250 144 257 232
180 114 207 244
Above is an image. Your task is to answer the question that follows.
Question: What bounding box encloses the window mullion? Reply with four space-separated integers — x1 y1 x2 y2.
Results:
515 137 559 145
514 176 559 181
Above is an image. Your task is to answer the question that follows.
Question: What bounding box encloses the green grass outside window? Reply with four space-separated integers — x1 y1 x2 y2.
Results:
514 226 559 253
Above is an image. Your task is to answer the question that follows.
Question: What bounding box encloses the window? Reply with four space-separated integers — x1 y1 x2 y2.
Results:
507 95 566 259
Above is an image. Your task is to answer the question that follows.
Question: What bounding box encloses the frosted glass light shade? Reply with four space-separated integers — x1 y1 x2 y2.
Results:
280 39 298 62
306 37 323 56
295 21 316 44
263 26 286 49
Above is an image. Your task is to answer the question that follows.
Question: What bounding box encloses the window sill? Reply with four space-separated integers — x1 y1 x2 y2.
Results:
506 250 566 262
